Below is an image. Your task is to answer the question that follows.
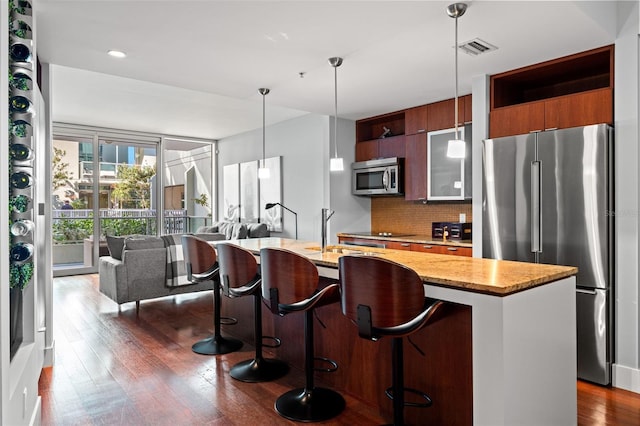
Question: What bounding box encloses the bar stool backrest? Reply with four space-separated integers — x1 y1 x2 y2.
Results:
182 235 218 281
217 243 259 288
339 255 426 329
260 248 319 305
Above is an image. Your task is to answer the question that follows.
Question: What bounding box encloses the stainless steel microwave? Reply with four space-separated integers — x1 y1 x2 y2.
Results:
352 157 404 196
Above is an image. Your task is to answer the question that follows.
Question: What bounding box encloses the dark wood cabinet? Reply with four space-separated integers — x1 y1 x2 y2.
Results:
426 97 466 132
405 105 429 135
410 243 447 254
544 88 613 130
489 88 613 139
490 45 613 138
355 140 379 162
355 135 406 162
338 237 470 256
489 102 545 138
404 133 427 201
378 135 405 158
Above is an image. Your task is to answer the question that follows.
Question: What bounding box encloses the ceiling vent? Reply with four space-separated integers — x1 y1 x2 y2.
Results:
458 38 498 56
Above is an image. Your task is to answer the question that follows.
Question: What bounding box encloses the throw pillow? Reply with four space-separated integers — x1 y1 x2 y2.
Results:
196 225 219 233
105 235 126 260
247 223 269 238
230 223 248 239
123 236 165 251
218 222 233 239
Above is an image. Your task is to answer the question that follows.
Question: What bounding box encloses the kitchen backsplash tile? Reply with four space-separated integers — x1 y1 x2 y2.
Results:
371 197 472 236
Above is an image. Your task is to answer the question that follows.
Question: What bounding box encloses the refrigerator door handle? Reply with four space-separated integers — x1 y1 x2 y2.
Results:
531 161 542 253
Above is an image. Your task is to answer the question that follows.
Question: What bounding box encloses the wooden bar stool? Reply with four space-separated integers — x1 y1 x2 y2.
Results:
216 242 289 382
338 255 444 426
181 235 242 355
260 247 346 423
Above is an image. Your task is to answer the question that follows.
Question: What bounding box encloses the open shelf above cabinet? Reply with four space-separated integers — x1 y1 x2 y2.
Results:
356 111 405 142
491 45 613 109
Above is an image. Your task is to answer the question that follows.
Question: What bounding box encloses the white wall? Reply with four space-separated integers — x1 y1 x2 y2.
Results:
613 0 640 392
216 113 370 243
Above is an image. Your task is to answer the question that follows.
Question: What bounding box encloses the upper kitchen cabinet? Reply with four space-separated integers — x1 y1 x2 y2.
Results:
404 133 427 201
355 111 405 161
427 124 472 201
489 45 613 138
427 95 470 132
405 105 428 135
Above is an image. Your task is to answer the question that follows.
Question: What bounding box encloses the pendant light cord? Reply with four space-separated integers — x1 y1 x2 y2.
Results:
454 13 459 140
333 64 339 158
262 92 266 166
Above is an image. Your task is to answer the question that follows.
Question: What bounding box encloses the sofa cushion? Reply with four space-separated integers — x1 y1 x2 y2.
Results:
106 235 126 260
196 225 219 233
247 223 269 238
123 236 165 250
194 232 227 242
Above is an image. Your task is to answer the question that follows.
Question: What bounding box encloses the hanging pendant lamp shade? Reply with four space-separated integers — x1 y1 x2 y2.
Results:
446 3 467 159
328 57 344 172
258 88 271 179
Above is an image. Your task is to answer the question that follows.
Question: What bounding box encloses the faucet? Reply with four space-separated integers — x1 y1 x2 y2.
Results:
321 208 335 252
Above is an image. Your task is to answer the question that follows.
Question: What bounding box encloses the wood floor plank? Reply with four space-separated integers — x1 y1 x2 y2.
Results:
39 274 640 425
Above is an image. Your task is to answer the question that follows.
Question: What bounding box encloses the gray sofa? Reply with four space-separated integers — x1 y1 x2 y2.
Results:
98 222 269 312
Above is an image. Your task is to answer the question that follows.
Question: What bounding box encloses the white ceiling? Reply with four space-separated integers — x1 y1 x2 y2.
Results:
36 1 621 140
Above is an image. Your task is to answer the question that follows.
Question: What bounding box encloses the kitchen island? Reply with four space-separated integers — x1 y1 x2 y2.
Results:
215 237 578 426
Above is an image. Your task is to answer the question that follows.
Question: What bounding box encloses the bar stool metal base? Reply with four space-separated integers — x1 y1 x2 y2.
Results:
230 357 289 383
275 387 346 422
191 335 243 356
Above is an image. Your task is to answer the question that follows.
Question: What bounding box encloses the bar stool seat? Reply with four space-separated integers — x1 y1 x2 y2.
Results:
181 235 242 356
261 247 346 423
338 255 443 426
216 242 289 382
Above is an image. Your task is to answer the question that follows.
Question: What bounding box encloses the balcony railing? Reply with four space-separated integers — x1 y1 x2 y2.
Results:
52 209 211 241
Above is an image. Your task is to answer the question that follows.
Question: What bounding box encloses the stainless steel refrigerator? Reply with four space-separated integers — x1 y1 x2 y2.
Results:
482 123 613 385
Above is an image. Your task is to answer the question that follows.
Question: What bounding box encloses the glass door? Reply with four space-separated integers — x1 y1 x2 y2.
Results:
51 134 97 275
98 138 158 240
52 126 161 276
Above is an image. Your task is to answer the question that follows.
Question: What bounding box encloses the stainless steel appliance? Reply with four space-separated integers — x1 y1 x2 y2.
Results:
482 123 613 385
352 157 403 196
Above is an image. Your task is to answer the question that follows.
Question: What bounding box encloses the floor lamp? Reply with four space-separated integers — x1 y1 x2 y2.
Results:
265 203 298 240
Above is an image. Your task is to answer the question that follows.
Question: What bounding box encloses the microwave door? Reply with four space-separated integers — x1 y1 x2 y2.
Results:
353 167 387 194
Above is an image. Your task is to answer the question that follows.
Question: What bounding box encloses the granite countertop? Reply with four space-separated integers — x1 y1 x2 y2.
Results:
221 237 577 297
338 232 472 248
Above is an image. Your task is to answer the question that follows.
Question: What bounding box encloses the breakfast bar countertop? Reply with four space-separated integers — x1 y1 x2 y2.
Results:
225 237 577 296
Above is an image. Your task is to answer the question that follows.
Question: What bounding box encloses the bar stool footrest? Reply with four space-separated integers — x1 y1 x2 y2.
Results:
385 386 433 408
220 316 238 325
262 335 281 349
314 356 338 373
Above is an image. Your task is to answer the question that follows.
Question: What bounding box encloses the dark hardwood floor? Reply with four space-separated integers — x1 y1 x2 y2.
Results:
40 274 640 425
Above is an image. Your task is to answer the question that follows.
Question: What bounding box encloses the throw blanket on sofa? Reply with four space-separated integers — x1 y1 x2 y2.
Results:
161 235 190 287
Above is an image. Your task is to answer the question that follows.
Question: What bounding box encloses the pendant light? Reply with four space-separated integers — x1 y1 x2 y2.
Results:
446 3 467 159
328 57 344 172
258 88 271 179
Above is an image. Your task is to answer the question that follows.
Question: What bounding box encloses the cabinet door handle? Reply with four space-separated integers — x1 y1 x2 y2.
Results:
401 243 410 247
447 247 458 251
423 245 433 249
417 129 426 133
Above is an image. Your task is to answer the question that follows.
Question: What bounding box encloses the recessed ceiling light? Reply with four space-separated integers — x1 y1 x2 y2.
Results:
107 50 126 58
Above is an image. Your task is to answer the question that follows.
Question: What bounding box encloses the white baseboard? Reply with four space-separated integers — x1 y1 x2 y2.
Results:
613 363 640 393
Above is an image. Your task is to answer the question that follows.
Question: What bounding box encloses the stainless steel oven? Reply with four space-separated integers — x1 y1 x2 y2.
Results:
351 157 403 196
